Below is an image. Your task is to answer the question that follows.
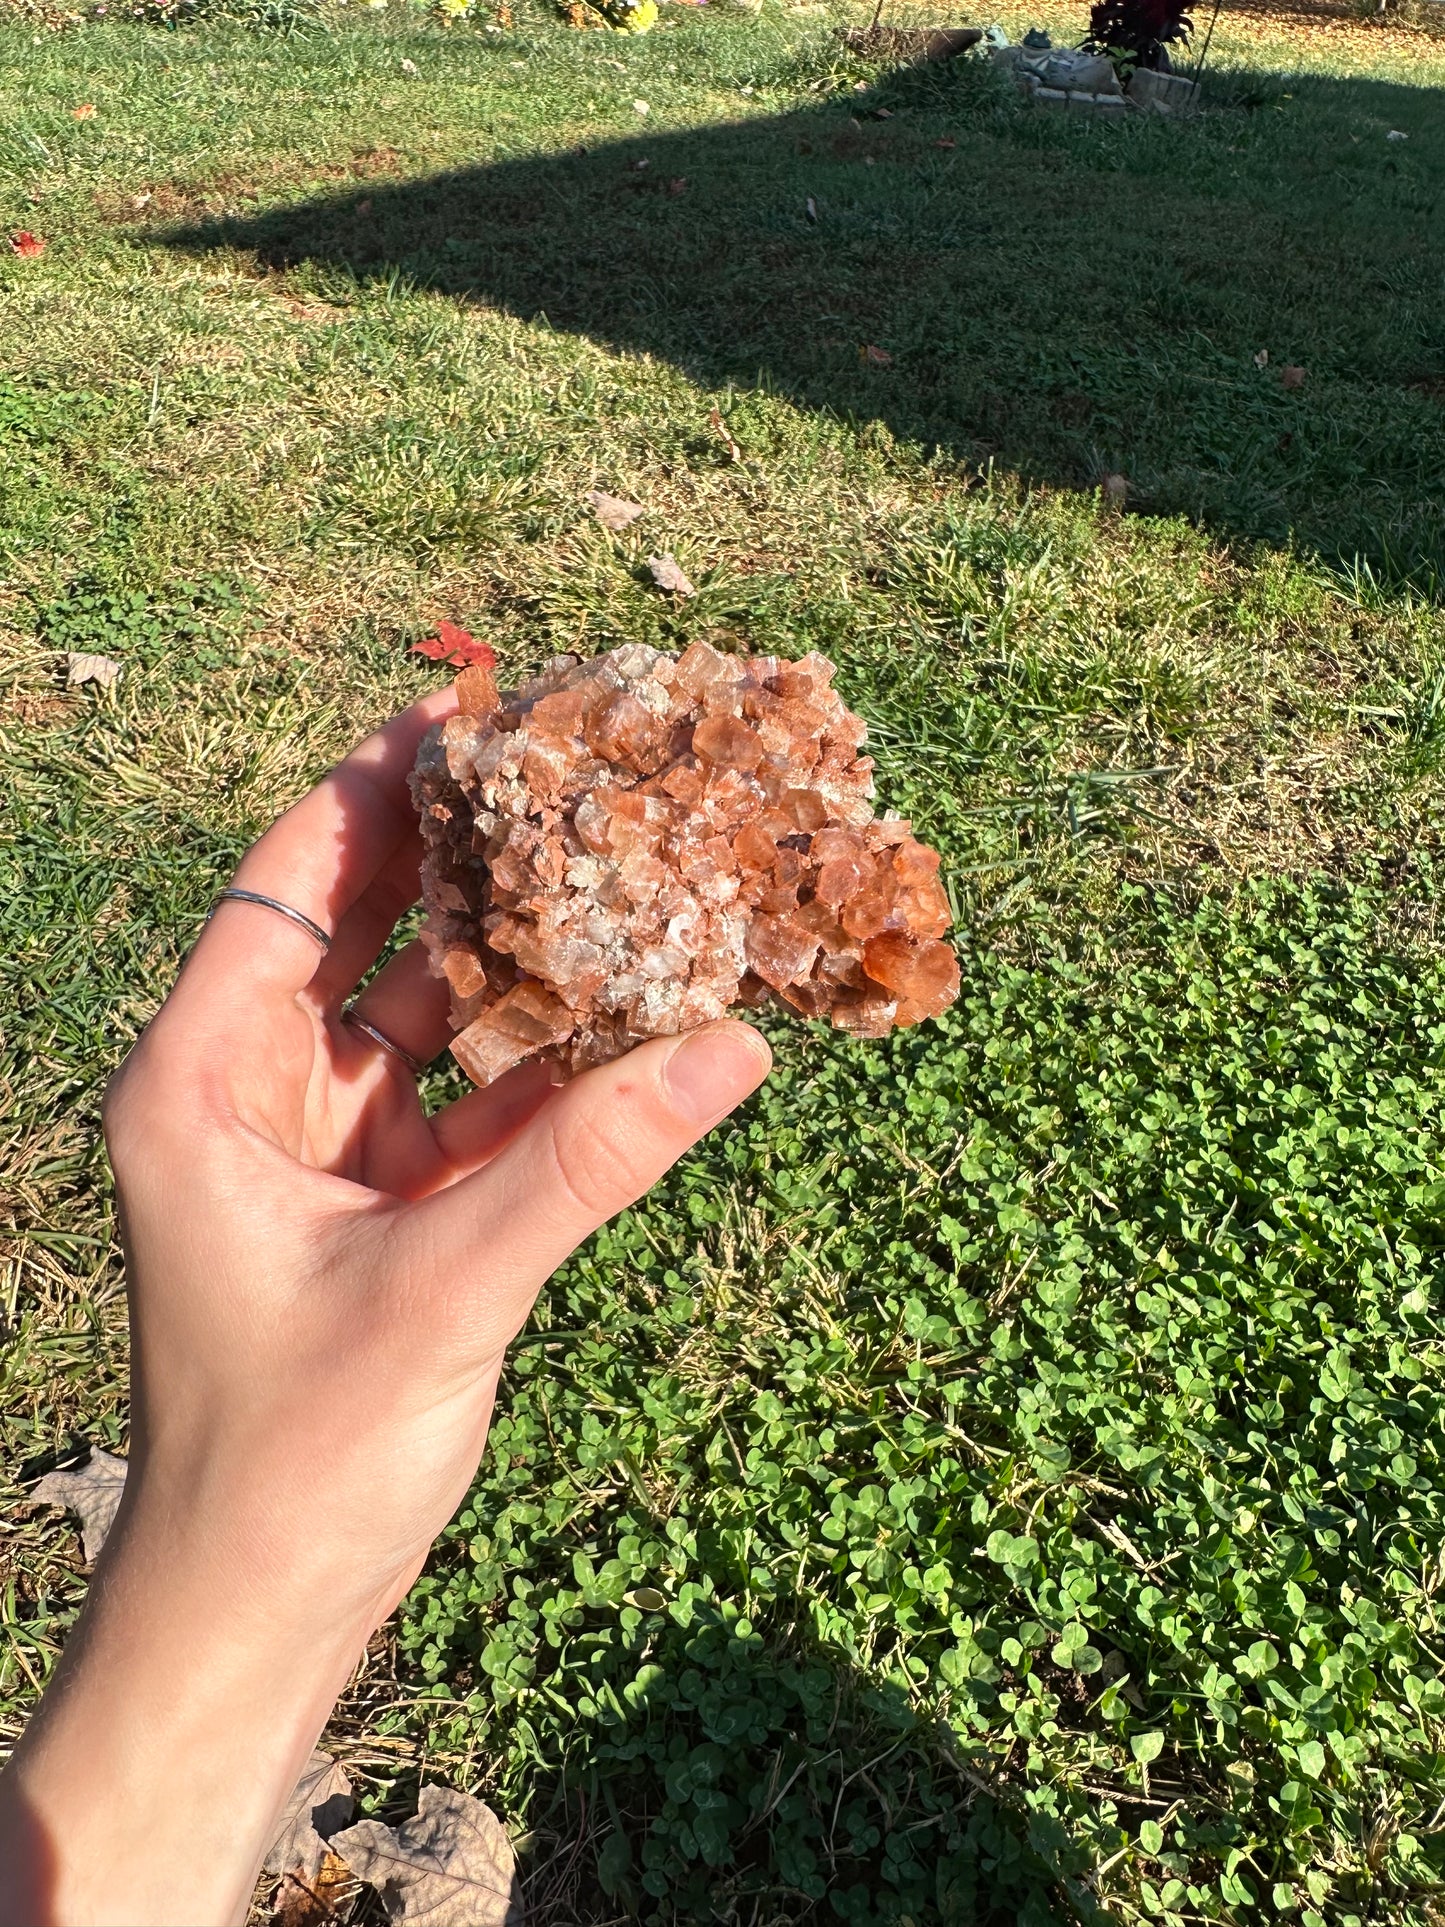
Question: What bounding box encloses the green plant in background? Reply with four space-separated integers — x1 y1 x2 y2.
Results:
37 578 257 682
113 0 323 31
580 0 657 33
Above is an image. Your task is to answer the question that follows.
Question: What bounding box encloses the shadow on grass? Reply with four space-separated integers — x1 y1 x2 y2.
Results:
384 1596 1125 1927
160 56 1445 591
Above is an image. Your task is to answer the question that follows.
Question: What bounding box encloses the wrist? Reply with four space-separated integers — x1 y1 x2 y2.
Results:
117 1422 425 1641
3 1482 378 1927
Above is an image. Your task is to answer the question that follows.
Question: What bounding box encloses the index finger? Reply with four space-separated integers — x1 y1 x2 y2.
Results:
184 687 457 1014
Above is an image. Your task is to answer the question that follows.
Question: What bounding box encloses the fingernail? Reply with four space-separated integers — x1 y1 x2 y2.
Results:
663 1023 772 1126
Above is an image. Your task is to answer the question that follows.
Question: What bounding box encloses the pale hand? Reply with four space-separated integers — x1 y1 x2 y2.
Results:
0 689 770 1926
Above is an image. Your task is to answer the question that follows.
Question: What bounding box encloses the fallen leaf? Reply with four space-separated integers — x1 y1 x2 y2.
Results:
1101 472 1129 508
709 407 742 463
1253 348 1269 368
1280 364 1306 390
874 106 893 118
66 652 122 690
412 621 496 670
332 1785 522 1927
400 56 419 73
633 98 650 115
266 1750 356 1882
629 157 650 171
9 231 45 258
861 344 893 367
1386 128 1408 140
648 553 696 597
131 191 153 211
666 176 687 196
934 137 957 149
356 198 374 217
805 195 817 221
72 103 96 119
588 489 644 532
31 1449 127 1561
273 1851 352 1927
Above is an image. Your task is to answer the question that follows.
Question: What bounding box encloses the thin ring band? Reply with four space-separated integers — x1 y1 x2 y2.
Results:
210 888 332 954
342 1004 428 1078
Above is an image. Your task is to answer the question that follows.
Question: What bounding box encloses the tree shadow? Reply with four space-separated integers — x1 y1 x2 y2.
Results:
516 1628 1105 1926
160 56 1445 591
358 1589 1132 1927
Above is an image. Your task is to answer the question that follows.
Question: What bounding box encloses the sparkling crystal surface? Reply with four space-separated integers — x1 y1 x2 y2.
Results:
411 642 959 1085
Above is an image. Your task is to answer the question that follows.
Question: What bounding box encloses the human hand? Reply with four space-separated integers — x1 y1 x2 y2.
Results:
0 689 770 1926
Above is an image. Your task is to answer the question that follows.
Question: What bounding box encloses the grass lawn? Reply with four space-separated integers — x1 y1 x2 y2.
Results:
4 0 1445 1920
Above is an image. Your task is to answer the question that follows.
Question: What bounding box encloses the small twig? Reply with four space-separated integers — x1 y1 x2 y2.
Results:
1189 0 1223 87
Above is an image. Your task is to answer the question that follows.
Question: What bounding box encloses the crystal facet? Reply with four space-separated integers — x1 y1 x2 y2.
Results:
411 643 960 1085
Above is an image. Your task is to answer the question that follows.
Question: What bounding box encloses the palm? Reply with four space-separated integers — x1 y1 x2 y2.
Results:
192 690 547 1208
176 689 765 1334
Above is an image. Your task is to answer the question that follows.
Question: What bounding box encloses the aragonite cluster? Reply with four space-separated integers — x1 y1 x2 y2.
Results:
411 641 959 1087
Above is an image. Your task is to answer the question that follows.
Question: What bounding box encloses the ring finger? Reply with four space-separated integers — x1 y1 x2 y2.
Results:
343 939 454 1072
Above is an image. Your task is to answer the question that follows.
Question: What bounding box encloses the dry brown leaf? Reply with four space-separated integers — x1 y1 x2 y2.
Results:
31 1448 127 1561
861 344 893 367
587 490 644 532
332 1786 522 1927
66 652 122 689
708 407 742 463
1101 472 1129 509
266 1750 356 1882
272 1851 353 1927
1280 364 1307 390
647 553 695 597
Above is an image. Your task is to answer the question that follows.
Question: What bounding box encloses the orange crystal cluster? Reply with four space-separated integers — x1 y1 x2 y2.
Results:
411 641 959 1087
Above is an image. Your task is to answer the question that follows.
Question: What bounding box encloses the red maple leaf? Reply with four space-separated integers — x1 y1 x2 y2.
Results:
411 620 497 669
10 232 45 258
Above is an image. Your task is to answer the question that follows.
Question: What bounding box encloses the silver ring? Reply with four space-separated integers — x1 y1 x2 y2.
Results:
210 888 332 953
342 1004 428 1078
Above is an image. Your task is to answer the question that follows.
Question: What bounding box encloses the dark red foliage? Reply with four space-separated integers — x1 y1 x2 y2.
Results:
1083 0 1193 67
411 620 497 669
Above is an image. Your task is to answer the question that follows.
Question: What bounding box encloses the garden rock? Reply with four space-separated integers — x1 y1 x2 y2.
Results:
996 43 1133 115
1126 66 1199 113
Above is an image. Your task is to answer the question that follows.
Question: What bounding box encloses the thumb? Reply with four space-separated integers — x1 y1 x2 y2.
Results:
410 1021 772 1347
